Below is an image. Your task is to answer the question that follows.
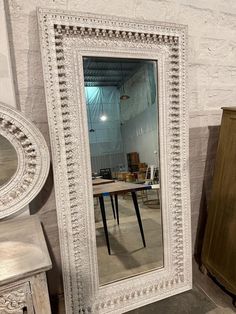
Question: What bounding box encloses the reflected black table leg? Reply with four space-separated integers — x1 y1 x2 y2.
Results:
99 196 111 255
110 195 116 219
131 191 146 247
114 194 119 225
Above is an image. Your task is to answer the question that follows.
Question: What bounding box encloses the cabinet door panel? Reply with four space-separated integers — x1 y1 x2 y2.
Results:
0 282 34 314
202 110 236 294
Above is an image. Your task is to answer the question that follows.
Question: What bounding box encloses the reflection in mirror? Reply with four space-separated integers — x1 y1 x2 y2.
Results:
0 135 18 187
83 57 163 285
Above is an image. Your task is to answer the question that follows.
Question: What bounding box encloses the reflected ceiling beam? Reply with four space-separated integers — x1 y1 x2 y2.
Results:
84 78 120 82
84 67 135 72
83 60 145 87
84 73 129 77
84 82 118 88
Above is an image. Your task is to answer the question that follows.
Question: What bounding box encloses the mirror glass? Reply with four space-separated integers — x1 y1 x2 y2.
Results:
0 134 18 187
83 57 163 285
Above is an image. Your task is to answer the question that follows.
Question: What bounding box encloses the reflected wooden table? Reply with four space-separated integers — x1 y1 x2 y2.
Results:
92 178 115 185
93 181 151 255
92 178 116 219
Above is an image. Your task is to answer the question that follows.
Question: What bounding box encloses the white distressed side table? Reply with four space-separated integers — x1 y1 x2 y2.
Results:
0 216 52 313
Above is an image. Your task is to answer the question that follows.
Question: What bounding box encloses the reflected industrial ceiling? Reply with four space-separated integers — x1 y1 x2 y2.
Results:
83 57 143 87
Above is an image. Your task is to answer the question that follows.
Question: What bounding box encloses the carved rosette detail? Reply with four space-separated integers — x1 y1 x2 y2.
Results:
38 8 191 314
54 24 179 44
0 289 27 313
0 103 50 219
0 116 37 201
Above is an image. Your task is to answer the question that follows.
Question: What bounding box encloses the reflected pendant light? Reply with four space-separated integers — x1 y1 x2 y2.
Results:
100 97 107 121
86 90 95 132
100 114 107 121
120 62 130 100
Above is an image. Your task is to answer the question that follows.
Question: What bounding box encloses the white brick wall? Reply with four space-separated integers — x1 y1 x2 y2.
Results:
0 0 16 107
6 0 234 123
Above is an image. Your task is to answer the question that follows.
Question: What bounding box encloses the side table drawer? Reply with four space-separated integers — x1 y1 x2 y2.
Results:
0 281 34 314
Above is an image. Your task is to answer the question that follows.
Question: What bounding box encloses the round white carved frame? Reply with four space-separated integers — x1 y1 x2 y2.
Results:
0 102 50 219
38 8 192 314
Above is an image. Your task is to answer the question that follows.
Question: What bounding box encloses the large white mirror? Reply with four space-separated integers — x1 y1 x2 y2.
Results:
38 9 192 313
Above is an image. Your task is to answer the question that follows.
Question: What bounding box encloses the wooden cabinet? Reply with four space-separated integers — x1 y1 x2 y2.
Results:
127 152 140 172
0 216 52 313
201 107 236 296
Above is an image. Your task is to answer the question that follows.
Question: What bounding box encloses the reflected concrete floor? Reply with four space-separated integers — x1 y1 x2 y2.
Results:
95 190 164 285
52 191 236 313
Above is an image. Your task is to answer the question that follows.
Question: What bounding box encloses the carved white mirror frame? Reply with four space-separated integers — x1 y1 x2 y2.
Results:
38 8 192 313
0 102 50 219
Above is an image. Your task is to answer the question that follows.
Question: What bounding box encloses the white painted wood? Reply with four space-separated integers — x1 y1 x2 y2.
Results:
0 216 52 285
0 274 51 314
30 273 52 314
0 0 16 108
0 102 50 219
0 216 52 313
0 281 34 313
38 9 192 314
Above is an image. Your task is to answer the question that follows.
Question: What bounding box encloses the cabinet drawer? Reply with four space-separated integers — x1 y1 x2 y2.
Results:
0 282 34 314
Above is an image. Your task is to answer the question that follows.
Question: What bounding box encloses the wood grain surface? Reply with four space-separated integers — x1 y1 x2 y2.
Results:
202 108 236 295
92 178 115 185
0 216 52 286
93 181 150 197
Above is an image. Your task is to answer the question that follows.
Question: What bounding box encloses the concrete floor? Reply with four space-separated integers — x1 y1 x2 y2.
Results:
52 193 236 313
128 261 236 314
95 190 164 285
53 262 236 313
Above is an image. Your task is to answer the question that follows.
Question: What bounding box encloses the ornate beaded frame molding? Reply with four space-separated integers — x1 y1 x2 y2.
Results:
0 102 50 219
38 8 192 314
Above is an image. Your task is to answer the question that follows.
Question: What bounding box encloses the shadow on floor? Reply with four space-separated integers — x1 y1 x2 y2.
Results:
127 285 216 314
